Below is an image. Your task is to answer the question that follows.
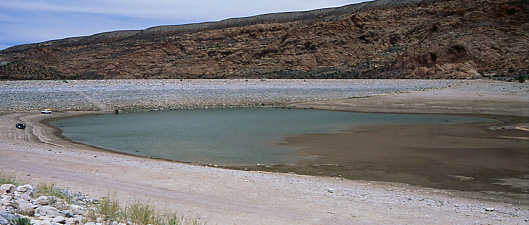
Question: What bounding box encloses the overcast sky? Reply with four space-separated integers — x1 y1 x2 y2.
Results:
0 0 372 50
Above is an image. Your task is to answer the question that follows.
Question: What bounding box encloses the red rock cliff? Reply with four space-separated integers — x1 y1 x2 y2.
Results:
0 0 527 79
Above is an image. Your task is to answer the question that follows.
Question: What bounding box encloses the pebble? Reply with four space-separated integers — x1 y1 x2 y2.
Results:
0 79 468 113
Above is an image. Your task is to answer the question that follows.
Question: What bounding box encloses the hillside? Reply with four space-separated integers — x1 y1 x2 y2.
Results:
1 0 528 79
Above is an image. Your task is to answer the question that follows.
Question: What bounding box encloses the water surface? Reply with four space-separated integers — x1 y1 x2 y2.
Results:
52 108 489 166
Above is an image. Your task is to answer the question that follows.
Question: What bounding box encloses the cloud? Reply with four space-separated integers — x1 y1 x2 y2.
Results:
0 0 371 50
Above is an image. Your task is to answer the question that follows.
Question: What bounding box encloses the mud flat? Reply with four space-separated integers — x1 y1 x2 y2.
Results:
1 79 528 224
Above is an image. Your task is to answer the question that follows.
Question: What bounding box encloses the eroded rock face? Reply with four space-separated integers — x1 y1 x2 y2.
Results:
0 0 527 79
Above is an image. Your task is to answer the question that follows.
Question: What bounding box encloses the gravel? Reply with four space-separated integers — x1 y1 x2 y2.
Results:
0 79 471 113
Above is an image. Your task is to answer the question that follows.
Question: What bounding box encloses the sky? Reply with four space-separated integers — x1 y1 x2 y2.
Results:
0 0 372 50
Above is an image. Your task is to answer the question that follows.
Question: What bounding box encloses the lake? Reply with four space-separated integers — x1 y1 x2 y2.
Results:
51 108 490 166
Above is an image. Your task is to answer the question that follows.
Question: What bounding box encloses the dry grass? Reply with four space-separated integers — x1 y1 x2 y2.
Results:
0 172 18 186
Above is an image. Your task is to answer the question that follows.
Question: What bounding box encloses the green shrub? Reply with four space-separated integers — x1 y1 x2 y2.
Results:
11 217 31 225
96 195 121 224
126 201 157 225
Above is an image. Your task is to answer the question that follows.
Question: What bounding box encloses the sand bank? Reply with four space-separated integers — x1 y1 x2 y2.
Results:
1 79 528 224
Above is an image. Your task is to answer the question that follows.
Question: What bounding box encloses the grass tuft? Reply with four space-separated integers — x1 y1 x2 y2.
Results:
94 195 121 224
87 195 203 225
126 201 157 225
0 172 18 185
11 217 31 225
35 183 72 204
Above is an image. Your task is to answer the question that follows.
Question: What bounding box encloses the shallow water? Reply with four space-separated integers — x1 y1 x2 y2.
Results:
52 108 490 166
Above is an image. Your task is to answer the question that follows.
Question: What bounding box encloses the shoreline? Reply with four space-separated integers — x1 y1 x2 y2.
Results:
1 79 528 224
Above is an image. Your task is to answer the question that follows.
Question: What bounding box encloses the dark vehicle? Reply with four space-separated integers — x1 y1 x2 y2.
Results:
16 123 26 129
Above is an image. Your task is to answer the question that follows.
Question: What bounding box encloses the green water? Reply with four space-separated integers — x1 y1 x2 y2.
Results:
52 108 490 166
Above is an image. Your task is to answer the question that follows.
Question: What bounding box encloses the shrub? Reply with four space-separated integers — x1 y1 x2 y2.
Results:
0 173 18 185
11 217 31 225
95 195 121 224
126 201 159 225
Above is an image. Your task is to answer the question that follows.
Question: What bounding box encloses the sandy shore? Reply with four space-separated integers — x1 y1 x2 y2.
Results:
1 79 528 224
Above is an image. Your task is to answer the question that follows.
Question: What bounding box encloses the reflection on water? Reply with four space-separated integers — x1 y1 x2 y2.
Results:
52 108 489 166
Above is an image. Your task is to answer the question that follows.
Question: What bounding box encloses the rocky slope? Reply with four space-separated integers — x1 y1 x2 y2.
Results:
0 0 528 79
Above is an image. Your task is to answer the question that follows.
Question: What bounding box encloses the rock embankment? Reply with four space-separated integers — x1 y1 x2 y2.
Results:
1 183 92 225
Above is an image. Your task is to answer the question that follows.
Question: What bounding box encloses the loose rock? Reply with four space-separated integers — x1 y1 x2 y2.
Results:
0 185 15 195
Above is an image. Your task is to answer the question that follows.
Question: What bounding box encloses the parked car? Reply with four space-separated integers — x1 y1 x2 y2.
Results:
41 109 52 114
16 123 26 129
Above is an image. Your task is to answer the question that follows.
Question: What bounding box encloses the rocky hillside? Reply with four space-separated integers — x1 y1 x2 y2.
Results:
1 0 528 79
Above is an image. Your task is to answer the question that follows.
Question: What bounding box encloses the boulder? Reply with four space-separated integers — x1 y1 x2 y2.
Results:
16 184 34 194
16 199 37 216
18 193 32 202
0 185 15 195
0 216 8 225
51 215 66 224
35 206 62 218
35 196 49 206
0 210 19 224
68 205 87 216
2 200 18 211
34 220 52 225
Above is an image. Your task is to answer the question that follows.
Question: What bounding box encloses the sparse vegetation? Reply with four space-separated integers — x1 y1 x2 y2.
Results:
87 195 202 225
35 183 73 204
88 194 121 224
11 217 31 225
0 172 18 185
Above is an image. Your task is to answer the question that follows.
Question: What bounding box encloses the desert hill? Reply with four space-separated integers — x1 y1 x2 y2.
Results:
0 0 527 79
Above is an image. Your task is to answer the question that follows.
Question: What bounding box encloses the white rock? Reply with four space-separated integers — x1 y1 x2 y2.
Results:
18 193 32 202
68 205 86 215
36 206 61 218
0 184 15 195
66 217 80 223
35 196 49 205
52 215 66 224
16 200 37 216
0 216 9 225
16 184 33 193
485 207 495 212
3 200 18 209
39 220 52 225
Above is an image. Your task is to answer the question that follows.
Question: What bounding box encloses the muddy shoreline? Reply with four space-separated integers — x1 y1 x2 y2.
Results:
237 117 529 203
